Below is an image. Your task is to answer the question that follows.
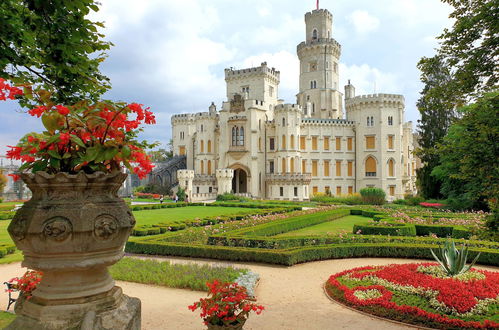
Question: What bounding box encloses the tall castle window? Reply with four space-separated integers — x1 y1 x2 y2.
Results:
200 140 204 153
312 29 318 40
282 117 285 126
388 159 395 177
310 80 317 89
207 140 212 153
365 156 377 177
388 116 393 125
231 127 245 146
269 137 275 151
367 116 374 127
269 86 274 97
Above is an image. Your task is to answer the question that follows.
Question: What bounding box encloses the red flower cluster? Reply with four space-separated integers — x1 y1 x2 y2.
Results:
0 78 23 101
8 270 43 299
188 280 264 327
134 192 162 199
1 79 156 179
327 264 499 329
419 202 445 208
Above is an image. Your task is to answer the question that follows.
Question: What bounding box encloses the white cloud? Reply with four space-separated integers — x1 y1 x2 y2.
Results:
258 7 271 17
339 63 401 96
347 10 380 35
250 15 302 48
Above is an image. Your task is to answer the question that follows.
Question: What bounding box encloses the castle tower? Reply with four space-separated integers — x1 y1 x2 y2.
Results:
296 8 343 119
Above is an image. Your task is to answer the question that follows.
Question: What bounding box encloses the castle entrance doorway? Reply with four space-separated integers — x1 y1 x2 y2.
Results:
232 169 247 193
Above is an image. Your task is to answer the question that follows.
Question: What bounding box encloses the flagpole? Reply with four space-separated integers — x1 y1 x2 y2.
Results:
316 0 319 10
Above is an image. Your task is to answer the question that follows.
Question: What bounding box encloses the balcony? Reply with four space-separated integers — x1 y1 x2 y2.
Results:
265 173 312 184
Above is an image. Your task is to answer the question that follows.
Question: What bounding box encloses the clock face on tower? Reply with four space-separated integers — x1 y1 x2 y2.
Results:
310 62 317 71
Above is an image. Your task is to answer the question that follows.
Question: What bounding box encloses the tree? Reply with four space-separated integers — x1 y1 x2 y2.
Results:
415 56 461 198
437 0 498 99
432 92 499 211
0 169 7 194
0 0 112 107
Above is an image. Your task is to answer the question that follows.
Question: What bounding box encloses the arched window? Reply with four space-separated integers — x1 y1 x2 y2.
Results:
200 140 204 153
371 116 374 126
282 135 286 149
207 140 212 153
238 127 244 146
312 29 318 40
232 127 237 146
367 117 370 126
282 158 287 173
310 81 314 89
201 124 204 132
388 116 393 126
388 159 394 177
290 134 295 149
200 160 204 175
312 103 315 113
207 160 212 175
282 117 285 126
290 158 295 173
365 157 377 177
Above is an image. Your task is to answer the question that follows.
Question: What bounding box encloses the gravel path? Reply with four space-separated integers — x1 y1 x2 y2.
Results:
1 257 496 330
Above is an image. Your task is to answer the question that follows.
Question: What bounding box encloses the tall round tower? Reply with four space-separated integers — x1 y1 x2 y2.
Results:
296 8 343 119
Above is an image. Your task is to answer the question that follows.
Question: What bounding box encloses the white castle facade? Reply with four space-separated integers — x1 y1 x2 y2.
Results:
171 8 418 201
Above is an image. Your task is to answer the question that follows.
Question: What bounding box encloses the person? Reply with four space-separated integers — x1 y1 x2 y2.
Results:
185 194 189 203
174 193 178 203
160 195 164 204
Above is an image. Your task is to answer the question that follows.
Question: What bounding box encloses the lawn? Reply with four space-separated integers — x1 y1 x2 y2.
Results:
0 311 16 328
274 215 370 237
134 206 256 227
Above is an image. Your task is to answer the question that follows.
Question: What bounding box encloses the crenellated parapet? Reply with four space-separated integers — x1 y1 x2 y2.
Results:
274 103 302 113
225 62 280 84
301 118 355 127
345 93 405 109
305 9 333 21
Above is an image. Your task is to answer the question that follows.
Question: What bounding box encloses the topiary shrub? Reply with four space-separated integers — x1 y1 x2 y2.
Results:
359 188 386 205
353 223 416 236
415 224 454 238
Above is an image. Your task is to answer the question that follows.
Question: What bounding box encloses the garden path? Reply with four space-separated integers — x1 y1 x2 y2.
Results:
1 258 497 329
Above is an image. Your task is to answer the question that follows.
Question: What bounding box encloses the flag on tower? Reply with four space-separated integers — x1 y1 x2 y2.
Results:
316 0 319 9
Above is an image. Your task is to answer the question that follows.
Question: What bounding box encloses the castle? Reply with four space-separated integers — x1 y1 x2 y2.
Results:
171 7 418 201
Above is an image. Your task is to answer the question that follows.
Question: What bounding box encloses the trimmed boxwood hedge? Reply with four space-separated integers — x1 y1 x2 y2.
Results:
350 209 363 215
414 224 454 237
0 211 15 220
0 244 16 258
353 223 416 236
125 239 499 267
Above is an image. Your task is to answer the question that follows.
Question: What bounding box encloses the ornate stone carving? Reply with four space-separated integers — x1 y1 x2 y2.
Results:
94 215 119 240
9 217 27 241
42 217 72 241
230 94 245 113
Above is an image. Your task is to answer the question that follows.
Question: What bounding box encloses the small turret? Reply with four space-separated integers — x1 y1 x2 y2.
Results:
209 102 216 114
345 80 355 100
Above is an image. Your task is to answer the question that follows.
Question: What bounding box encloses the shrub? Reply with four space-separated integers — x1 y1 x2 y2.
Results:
353 223 416 236
216 193 242 201
311 193 363 205
415 224 454 238
350 209 363 215
451 227 472 239
359 188 386 205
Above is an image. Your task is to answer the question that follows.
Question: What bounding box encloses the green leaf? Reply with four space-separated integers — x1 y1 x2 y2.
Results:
50 158 61 169
32 160 48 172
84 146 100 162
47 149 62 159
122 145 131 158
71 135 86 148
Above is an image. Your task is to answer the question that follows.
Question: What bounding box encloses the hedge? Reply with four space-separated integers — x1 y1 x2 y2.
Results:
207 234 498 251
353 223 416 236
350 209 363 215
0 244 16 258
125 240 499 267
0 211 15 220
227 209 350 237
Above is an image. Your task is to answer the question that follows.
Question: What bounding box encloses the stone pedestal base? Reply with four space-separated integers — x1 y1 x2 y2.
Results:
6 287 140 330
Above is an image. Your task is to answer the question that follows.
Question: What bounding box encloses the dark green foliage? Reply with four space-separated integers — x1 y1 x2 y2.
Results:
353 223 417 236
310 194 363 205
432 92 499 211
216 193 246 202
451 227 472 239
0 211 15 220
0 0 112 106
0 244 16 258
176 186 186 201
360 210 381 218
359 188 386 205
350 209 363 215
415 224 454 238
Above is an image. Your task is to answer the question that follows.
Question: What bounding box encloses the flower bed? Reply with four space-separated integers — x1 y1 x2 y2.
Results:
325 263 499 329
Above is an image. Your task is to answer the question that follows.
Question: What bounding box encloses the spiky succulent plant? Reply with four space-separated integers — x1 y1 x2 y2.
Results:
430 240 481 276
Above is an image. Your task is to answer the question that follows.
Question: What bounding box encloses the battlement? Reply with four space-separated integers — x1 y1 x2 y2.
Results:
194 112 217 119
301 118 355 126
215 168 234 179
274 103 302 113
345 93 405 108
297 38 341 56
225 62 280 81
171 113 195 124
305 9 332 20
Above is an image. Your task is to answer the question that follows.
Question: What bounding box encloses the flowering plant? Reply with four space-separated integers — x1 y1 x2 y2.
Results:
419 202 445 208
188 280 264 327
8 270 43 299
1 78 155 180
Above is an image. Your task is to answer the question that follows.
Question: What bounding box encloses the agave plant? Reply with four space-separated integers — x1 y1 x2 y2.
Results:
430 240 481 276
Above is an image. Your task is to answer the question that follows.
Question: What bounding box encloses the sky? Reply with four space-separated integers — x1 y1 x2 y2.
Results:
0 0 454 156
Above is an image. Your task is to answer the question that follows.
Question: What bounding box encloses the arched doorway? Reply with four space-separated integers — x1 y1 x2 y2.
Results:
232 169 248 193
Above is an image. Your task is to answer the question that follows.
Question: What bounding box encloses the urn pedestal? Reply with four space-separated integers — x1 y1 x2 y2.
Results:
7 172 141 330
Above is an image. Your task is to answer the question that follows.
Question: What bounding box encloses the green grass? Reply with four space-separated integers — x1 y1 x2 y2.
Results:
0 311 16 328
275 215 370 237
109 257 247 291
134 206 255 227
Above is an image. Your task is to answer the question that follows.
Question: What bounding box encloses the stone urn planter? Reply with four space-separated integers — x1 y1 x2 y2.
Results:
7 171 140 330
206 320 246 330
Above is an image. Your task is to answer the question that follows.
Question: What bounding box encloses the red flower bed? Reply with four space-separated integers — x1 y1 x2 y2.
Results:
419 202 445 208
325 263 499 329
